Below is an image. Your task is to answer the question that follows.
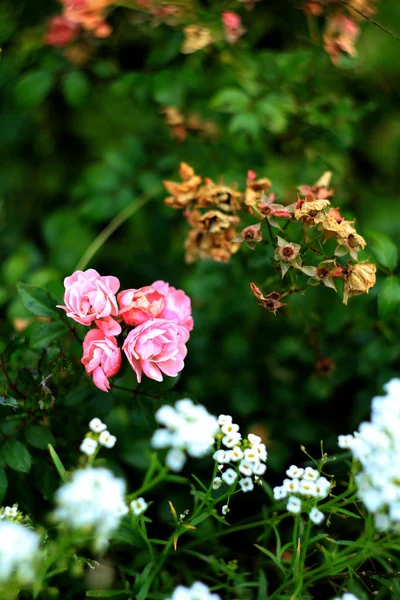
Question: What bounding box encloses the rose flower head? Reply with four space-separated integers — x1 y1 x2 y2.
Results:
123 318 189 383
342 262 376 305
151 280 194 331
250 283 285 315
233 223 262 249
274 236 302 277
81 329 121 392
118 286 164 326
58 269 121 335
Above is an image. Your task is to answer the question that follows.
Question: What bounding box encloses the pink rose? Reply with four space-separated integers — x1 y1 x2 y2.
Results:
45 16 79 47
118 286 165 326
58 269 121 335
151 280 194 332
81 329 121 392
123 318 189 383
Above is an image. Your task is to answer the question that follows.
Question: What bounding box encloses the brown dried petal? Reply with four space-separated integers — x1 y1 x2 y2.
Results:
343 262 376 305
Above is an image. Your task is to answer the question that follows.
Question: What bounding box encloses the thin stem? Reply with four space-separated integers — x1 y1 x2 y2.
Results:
75 186 161 271
339 0 400 43
0 359 26 400
111 383 161 400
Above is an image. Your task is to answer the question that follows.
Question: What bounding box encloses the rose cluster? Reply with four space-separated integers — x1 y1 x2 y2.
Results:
58 269 193 392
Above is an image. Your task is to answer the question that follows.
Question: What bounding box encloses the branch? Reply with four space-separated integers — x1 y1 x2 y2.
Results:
339 0 400 43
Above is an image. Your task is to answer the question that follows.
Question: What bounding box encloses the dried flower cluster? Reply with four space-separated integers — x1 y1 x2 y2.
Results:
58 269 193 390
165 165 376 308
161 107 219 144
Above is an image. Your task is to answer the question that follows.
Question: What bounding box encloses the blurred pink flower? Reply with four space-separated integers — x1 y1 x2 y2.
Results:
58 269 121 334
81 329 121 392
152 280 194 331
123 318 190 383
118 286 165 326
222 11 245 44
45 16 79 46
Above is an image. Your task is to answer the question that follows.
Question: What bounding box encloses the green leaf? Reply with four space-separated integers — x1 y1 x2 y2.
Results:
229 113 260 139
366 231 398 271
15 70 53 109
378 277 400 319
48 444 68 483
63 71 89 108
17 283 59 318
0 396 19 408
138 373 180 395
254 544 286 574
25 425 56 449
30 322 68 349
0 469 8 503
210 88 250 114
4 440 32 473
86 592 129 598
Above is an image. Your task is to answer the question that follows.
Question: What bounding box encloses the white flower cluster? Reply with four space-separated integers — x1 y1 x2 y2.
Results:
273 465 331 524
53 467 128 550
151 399 219 472
338 378 400 531
212 415 267 496
0 505 18 520
80 417 117 456
333 594 360 600
166 581 221 600
0 520 40 584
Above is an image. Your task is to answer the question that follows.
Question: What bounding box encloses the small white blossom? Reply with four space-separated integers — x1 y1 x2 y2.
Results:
303 467 319 481
239 460 253 477
130 497 148 516
213 449 230 464
287 496 302 514
309 507 325 525
213 477 223 490
4 506 18 518
222 468 237 486
221 422 240 435
0 521 40 584
243 448 258 462
253 462 267 476
273 485 287 500
151 429 173 449
256 443 268 461
239 477 254 493
248 433 262 445
283 478 300 494
315 476 331 498
166 448 186 472
299 480 317 497
218 414 232 426
89 418 107 433
333 594 360 600
222 434 241 448
167 581 221 600
217 464 224 471
99 430 116 449
338 434 354 449
231 445 244 461
286 465 304 479
80 437 98 456
53 468 127 550
222 504 230 515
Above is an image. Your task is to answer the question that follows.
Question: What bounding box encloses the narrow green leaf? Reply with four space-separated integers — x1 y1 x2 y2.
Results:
4 440 32 473
366 231 398 271
86 592 129 598
30 322 68 349
17 283 59 318
25 425 56 449
48 444 68 483
254 544 286 574
378 277 400 320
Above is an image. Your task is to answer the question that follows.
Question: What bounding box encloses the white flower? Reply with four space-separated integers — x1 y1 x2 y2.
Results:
338 434 354 449
239 460 253 477
213 449 230 464
4 506 18 518
153 401 219 471
218 414 232 426
231 445 244 461
212 477 223 490
222 504 230 516
130 497 148 516
283 478 300 494
248 433 262 445
0 521 40 583
53 467 127 550
166 448 186 472
303 467 319 481
80 437 98 456
309 507 324 525
253 463 267 476
222 468 237 486
273 485 287 500
333 594 360 600
167 581 221 600
222 434 241 448
299 480 317 497
89 418 107 433
99 430 117 449
287 496 302 514
239 477 254 493
243 448 258 462
221 422 240 435
315 476 331 498
286 465 304 479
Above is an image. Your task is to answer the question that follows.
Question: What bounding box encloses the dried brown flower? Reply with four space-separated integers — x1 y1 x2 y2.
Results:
233 223 262 249
250 283 286 315
181 25 213 54
342 262 376 305
294 198 331 226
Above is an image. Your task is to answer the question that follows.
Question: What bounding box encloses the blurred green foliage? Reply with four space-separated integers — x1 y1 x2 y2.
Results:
1 0 400 596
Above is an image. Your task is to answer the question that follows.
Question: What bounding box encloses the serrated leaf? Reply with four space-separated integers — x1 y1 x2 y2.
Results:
30 322 68 349
0 469 7 503
17 283 59 318
378 277 400 320
4 440 32 473
25 424 56 449
366 231 398 271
